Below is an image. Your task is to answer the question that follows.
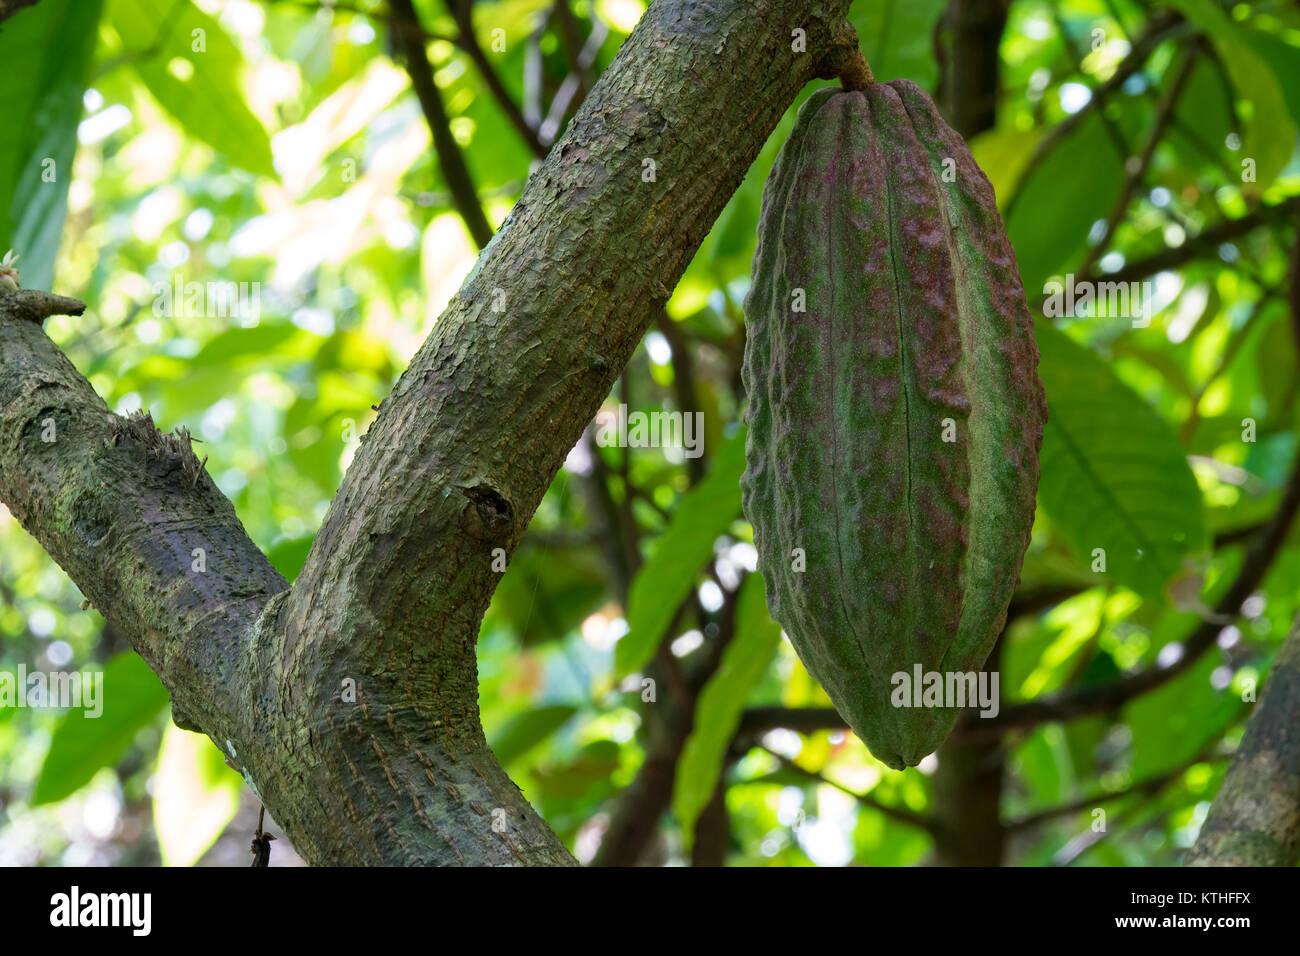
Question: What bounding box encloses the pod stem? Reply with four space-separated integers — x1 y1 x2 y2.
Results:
839 49 875 91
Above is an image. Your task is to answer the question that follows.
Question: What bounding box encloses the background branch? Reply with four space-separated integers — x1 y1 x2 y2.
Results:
390 0 495 248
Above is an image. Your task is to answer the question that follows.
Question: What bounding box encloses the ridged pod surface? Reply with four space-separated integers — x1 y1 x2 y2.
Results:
741 80 1046 769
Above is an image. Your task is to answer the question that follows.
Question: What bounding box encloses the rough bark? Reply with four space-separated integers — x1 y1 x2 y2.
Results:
0 0 860 865
1184 614 1300 866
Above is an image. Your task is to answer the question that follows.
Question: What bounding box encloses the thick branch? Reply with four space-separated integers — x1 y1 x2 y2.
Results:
0 290 287 758
3 0 863 869
1185 616 1300 865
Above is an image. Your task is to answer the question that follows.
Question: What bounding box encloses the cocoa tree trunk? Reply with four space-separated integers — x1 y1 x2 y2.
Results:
0 0 860 865
1184 608 1300 866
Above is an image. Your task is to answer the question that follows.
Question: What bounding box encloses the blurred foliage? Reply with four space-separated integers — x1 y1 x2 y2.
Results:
1 0 1299 867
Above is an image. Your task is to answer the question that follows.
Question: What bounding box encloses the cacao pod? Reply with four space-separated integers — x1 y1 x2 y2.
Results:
740 78 1046 770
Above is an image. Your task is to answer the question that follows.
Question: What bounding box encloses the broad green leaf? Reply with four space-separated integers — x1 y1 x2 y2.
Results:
31 651 169 805
491 546 607 646
1035 323 1208 603
969 127 1042 210
189 323 301 368
1168 59 1234 180
852 0 949 90
1167 0 1295 191
266 535 314 581
0 0 103 291
106 0 276 178
1007 113 1124 294
614 429 747 678
153 724 243 867
1243 29 1300 130
488 704 578 768
1011 727 1069 808
533 739 621 800
674 573 782 843
1125 651 1240 777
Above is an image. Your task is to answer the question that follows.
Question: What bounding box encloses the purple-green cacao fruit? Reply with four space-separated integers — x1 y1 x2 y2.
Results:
740 79 1047 770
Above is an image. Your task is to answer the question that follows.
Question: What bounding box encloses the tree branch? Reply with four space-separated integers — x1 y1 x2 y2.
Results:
1185 615 1300 865
444 0 548 159
0 292 288 765
389 0 496 248
279 0 859 863
1035 196 1300 305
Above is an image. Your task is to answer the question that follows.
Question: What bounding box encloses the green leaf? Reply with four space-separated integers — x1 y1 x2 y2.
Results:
1168 58 1234 179
153 724 243 866
533 740 621 800
488 704 578 768
1035 323 1208 603
1125 651 1239 777
31 651 169 805
614 429 747 678
852 0 949 90
1243 29 1300 130
189 323 301 368
969 127 1042 210
266 535 314 581
0 0 103 291
491 545 607 646
1166 0 1295 191
106 0 276 178
1007 113 1125 293
673 573 782 843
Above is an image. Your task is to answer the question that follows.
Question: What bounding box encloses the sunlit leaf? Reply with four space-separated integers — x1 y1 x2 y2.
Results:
488 704 578 768
614 429 746 678
1035 322 1208 603
1006 114 1124 293
31 651 169 805
674 573 781 843
1167 0 1295 191
106 0 276 178
153 724 243 867
0 0 103 291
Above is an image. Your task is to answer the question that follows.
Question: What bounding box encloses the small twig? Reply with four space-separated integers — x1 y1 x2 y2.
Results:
1005 12 1185 219
389 0 495 249
250 805 277 867
1006 748 1230 832
443 0 547 158
1032 196 1300 308
1076 46 1199 279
